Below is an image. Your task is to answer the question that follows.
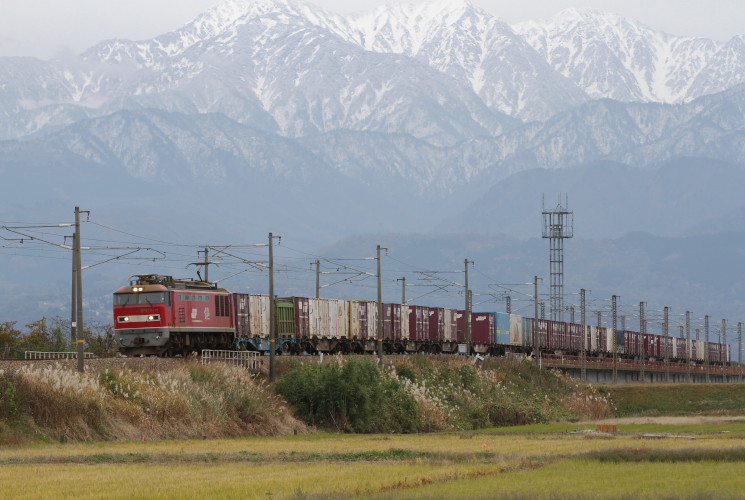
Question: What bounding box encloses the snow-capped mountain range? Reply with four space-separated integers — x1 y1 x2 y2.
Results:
1 0 743 330
1 0 742 142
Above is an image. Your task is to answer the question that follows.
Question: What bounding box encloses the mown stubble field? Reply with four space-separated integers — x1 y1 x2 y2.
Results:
1 419 743 500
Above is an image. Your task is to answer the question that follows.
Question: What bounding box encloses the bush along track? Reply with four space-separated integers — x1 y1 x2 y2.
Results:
276 356 612 433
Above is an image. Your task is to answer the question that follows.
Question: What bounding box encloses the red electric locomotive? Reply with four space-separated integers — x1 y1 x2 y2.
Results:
113 275 235 356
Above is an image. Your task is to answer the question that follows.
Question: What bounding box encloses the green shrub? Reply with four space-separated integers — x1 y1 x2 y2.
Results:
0 378 20 421
276 358 420 433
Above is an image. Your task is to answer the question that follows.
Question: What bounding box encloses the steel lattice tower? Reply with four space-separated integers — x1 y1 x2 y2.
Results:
542 196 574 322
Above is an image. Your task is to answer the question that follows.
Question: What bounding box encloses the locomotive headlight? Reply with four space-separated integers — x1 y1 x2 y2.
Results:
122 316 129 322
148 315 155 321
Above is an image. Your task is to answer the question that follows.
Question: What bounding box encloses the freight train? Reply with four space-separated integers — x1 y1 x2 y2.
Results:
113 274 731 365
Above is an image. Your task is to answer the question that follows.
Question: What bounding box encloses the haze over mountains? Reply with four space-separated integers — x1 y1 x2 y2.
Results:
1 0 743 332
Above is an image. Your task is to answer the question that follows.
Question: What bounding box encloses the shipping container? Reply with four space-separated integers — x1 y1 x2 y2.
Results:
534 319 549 348
471 312 494 344
276 299 296 337
692 340 704 362
232 293 269 338
408 305 429 341
389 303 403 340
624 330 642 357
495 312 511 345
521 316 533 347
606 328 616 353
659 335 673 359
567 323 583 352
428 307 444 341
401 305 410 340
547 320 566 350
455 310 466 343
292 297 310 337
673 337 687 360
308 298 348 339
442 308 457 342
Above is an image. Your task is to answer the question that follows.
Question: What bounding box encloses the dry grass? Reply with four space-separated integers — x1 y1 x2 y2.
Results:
1 361 305 442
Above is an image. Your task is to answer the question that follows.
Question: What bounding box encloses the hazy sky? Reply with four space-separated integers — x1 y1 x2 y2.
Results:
1 0 743 58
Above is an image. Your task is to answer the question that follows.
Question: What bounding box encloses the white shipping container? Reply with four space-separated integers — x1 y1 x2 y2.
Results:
401 305 410 340
695 340 705 362
590 326 599 351
249 294 270 338
348 301 362 339
510 314 524 346
606 328 616 353
443 308 456 342
308 298 348 339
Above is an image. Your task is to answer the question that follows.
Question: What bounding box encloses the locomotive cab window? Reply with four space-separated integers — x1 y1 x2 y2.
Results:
114 292 170 306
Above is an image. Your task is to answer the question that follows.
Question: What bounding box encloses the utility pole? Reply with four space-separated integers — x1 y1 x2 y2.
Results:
376 245 387 362
465 259 473 350
269 233 277 383
398 277 406 305
569 306 575 324
74 207 85 373
581 288 586 381
596 311 602 327
71 232 77 347
663 306 669 383
506 296 511 314
201 248 210 282
738 322 742 383
686 311 692 382
612 295 618 384
540 302 545 320
722 319 727 382
534 276 540 365
639 302 646 383
313 260 320 298
705 315 710 383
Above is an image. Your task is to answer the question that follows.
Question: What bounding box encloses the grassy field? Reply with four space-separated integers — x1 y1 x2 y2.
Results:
1 420 742 499
605 383 745 416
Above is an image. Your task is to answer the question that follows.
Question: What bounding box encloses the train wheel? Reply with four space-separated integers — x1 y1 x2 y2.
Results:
280 342 290 354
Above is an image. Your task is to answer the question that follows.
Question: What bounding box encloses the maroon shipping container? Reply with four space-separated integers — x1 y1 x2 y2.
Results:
547 320 566 350
382 303 393 339
389 303 402 340
674 338 687 360
232 293 251 338
648 334 661 358
534 319 549 348
708 342 725 364
567 323 583 351
455 310 466 343
624 330 642 357
292 297 310 338
408 305 429 341
428 307 444 341
471 313 494 344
